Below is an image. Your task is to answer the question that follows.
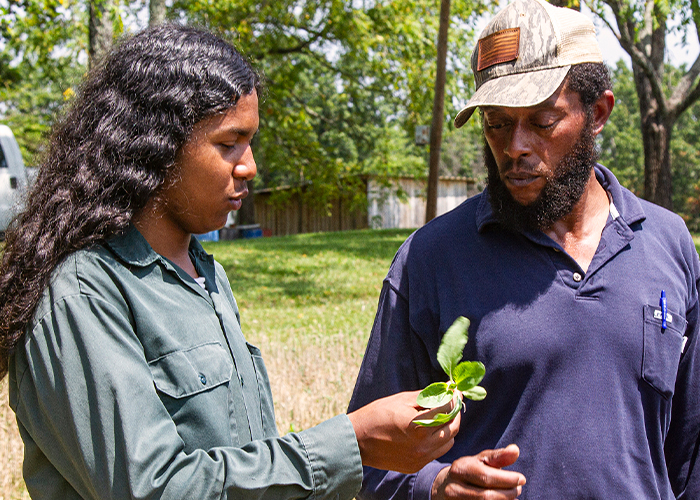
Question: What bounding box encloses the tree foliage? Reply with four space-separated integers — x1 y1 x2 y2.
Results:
587 0 700 210
2 0 489 215
169 0 488 212
0 0 87 161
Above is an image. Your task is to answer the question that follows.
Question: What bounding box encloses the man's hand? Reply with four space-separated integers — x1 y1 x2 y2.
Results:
431 444 526 500
347 391 461 473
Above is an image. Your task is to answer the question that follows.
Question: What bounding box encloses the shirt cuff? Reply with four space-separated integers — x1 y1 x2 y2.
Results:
299 414 363 500
414 461 448 500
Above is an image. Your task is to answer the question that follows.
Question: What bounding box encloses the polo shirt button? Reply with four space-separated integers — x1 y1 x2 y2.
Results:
199 374 207 385
573 272 583 282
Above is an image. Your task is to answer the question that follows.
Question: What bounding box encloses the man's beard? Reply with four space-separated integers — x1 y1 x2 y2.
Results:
485 118 599 233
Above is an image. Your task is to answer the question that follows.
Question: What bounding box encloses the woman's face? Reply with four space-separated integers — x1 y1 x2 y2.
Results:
159 91 259 236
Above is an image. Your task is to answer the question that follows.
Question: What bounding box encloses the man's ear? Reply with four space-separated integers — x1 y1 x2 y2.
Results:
591 90 614 136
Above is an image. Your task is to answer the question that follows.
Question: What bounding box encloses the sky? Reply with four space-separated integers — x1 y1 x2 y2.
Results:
582 4 699 68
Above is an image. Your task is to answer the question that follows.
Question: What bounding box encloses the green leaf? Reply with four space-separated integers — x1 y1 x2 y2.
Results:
462 385 487 401
437 316 470 379
416 382 452 409
453 361 485 391
413 397 462 427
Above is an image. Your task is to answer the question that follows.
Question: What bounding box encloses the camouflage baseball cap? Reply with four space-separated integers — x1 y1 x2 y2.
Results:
454 0 603 128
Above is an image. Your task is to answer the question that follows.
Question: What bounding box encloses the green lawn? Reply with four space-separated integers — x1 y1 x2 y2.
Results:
203 228 414 342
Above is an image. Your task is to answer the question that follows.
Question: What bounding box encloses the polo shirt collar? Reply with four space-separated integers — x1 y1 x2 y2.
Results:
476 163 646 233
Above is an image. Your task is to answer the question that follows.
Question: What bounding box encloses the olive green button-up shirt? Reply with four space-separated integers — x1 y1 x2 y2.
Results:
8 225 362 499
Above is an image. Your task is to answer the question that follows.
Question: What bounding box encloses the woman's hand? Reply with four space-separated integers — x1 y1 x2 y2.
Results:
347 390 461 473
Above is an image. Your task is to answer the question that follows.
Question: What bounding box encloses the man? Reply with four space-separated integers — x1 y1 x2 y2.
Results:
348 0 700 498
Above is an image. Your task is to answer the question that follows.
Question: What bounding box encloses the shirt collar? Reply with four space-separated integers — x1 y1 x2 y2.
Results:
105 224 213 269
476 163 646 233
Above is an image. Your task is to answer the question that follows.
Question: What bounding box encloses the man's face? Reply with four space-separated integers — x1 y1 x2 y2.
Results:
481 84 598 232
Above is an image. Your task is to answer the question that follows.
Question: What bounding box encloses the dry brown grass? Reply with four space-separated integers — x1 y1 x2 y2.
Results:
244 301 373 433
0 378 29 500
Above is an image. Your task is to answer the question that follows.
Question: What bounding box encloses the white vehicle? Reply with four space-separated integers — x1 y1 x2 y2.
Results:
0 125 28 237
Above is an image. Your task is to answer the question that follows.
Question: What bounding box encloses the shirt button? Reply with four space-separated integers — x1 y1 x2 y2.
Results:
199 374 207 385
573 272 583 282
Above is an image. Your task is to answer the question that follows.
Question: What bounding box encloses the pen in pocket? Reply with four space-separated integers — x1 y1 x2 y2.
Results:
659 290 667 330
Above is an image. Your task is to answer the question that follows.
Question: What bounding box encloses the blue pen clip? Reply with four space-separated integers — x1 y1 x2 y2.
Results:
660 290 667 330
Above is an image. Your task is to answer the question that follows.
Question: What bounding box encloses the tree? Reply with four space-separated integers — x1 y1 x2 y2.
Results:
88 0 115 67
171 0 487 214
3 0 489 218
426 0 451 223
149 0 166 26
588 0 700 210
599 59 700 230
0 0 86 162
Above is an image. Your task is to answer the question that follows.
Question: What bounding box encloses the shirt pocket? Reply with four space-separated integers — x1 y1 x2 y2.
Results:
642 304 687 399
149 342 233 398
246 343 278 438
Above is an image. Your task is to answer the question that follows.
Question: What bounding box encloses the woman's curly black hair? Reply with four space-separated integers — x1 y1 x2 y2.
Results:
0 24 261 378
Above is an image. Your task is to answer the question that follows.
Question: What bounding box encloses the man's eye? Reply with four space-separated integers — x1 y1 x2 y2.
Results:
534 117 558 129
486 122 505 130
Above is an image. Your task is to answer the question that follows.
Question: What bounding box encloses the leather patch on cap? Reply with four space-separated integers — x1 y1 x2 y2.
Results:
477 28 520 71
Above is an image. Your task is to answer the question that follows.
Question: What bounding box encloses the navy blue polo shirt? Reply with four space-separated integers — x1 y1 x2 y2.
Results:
349 165 700 500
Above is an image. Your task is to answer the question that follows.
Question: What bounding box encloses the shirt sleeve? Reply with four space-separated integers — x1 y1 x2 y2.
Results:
665 241 700 499
348 276 445 500
11 292 362 500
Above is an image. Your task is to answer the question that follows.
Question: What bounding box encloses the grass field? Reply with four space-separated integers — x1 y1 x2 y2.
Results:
0 228 413 499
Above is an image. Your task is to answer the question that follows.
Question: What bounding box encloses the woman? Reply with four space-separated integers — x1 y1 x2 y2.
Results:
0 24 459 499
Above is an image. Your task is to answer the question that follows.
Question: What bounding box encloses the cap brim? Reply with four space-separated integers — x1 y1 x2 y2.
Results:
454 65 571 128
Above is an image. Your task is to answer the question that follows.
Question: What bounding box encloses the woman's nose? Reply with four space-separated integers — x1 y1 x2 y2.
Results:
234 145 257 181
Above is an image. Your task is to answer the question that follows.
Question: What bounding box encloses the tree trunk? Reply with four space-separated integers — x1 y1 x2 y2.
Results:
149 0 167 27
88 0 114 69
631 38 674 210
425 0 450 224
640 111 674 210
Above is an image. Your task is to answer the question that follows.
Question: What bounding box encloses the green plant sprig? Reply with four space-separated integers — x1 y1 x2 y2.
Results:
412 316 486 427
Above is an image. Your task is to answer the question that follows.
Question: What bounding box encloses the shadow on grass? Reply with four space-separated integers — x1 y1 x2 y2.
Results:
208 228 414 260
203 229 414 306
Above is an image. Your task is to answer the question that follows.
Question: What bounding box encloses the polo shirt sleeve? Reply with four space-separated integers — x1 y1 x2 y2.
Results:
348 273 446 500
665 238 700 499
11 291 362 500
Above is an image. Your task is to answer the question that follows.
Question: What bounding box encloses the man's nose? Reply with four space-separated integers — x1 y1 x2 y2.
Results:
503 122 532 159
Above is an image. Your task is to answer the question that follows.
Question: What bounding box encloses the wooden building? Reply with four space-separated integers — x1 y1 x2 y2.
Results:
251 176 480 237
